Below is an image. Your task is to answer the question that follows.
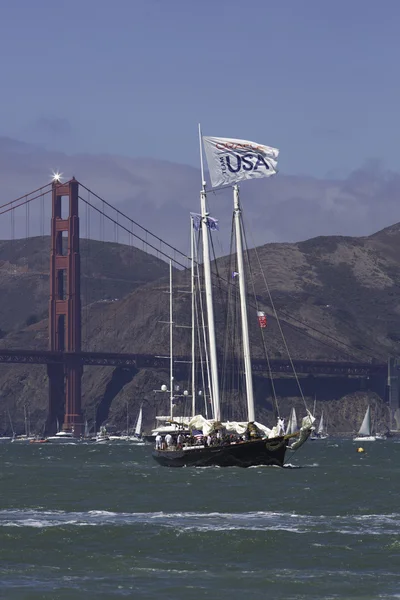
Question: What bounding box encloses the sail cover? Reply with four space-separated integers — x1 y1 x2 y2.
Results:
203 136 279 188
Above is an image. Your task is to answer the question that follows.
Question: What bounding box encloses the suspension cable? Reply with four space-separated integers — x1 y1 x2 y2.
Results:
79 196 188 270
79 183 190 263
0 182 52 211
0 188 52 217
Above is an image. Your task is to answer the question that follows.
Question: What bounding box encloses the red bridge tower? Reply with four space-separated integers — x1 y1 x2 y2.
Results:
47 178 83 435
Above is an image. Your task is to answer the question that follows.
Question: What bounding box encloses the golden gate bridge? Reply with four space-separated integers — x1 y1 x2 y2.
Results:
0 178 388 435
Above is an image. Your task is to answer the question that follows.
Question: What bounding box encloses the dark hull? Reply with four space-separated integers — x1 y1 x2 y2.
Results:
152 436 288 468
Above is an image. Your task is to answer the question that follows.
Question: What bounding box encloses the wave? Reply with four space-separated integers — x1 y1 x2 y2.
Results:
1 509 399 535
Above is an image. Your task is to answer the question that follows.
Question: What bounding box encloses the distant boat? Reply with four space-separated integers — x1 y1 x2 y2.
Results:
108 404 144 442
47 431 75 442
353 406 386 441
286 407 299 436
310 411 329 440
96 426 110 443
130 404 143 442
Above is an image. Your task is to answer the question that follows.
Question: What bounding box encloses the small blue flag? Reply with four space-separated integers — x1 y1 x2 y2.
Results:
190 212 219 231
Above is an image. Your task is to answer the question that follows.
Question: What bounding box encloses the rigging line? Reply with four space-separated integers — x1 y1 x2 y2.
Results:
0 188 52 216
209 229 226 311
205 201 376 361
79 196 189 270
195 231 213 415
207 256 367 361
240 212 307 408
241 219 280 418
223 216 246 421
0 182 52 211
277 310 375 361
206 234 376 362
265 293 376 359
79 183 190 262
222 217 239 411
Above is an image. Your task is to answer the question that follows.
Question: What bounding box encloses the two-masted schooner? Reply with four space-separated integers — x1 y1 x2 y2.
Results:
152 132 314 467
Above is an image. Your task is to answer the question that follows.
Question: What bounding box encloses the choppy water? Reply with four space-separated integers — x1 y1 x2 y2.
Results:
0 439 399 599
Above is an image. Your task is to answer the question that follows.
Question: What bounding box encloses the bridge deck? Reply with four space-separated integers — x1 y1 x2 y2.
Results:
0 349 386 376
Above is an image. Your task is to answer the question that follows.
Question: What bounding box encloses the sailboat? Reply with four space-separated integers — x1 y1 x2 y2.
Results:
129 404 144 443
144 260 193 442
353 405 386 441
310 410 329 440
286 407 299 436
152 132 314 468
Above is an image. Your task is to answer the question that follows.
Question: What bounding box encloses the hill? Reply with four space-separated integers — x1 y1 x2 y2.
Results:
1 222 400 435
0 236 169 334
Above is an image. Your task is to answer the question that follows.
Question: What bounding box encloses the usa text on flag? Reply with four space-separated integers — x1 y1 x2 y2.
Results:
203 136 279 188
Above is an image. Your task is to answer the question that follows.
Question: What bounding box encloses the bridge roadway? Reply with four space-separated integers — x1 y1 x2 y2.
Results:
0 349 386 377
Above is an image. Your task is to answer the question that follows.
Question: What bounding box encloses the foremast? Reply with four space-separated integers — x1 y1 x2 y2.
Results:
200 185 221 421
233 184 255 422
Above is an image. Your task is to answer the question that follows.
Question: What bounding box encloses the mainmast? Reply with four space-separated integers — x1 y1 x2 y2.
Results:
190 216 196 417
198 125 221 421
233 184 255 422
169 260 174 419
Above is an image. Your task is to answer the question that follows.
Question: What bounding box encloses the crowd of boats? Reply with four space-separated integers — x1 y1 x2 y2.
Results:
0 428 145 445
0 403 391 446
0 406 144 445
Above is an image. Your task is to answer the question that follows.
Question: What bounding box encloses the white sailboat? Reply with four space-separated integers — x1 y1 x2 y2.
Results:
286 407 299 435
353 406 376 441
152 131 314 467
310 410 329 440
146 260 192 442
129 404 144 443
353 405 386 441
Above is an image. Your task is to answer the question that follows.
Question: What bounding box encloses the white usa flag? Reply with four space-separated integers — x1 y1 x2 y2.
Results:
203 136 279 188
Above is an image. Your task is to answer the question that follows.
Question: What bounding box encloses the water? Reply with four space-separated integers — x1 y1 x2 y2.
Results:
0 440 399 599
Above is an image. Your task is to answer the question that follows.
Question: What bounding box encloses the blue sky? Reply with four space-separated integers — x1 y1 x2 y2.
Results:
1 0 399 178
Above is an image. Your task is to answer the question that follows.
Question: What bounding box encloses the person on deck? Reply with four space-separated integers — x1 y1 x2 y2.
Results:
155 434 162 450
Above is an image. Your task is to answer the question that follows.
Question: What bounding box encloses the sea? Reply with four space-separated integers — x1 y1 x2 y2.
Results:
0 438 399 599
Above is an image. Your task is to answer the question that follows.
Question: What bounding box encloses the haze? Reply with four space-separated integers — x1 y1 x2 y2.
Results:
1 0 399 253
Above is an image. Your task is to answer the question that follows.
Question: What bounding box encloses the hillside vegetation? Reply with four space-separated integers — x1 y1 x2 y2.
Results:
1 223 400 434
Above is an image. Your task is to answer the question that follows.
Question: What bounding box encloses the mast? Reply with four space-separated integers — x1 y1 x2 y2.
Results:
169 260 174 419
191 216 196 417
199 125 221 421
233 184 255 422
24 404 28 437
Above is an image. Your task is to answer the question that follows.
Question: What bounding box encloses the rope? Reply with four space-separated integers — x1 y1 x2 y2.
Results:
242 220 280 418
241 208 308 410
